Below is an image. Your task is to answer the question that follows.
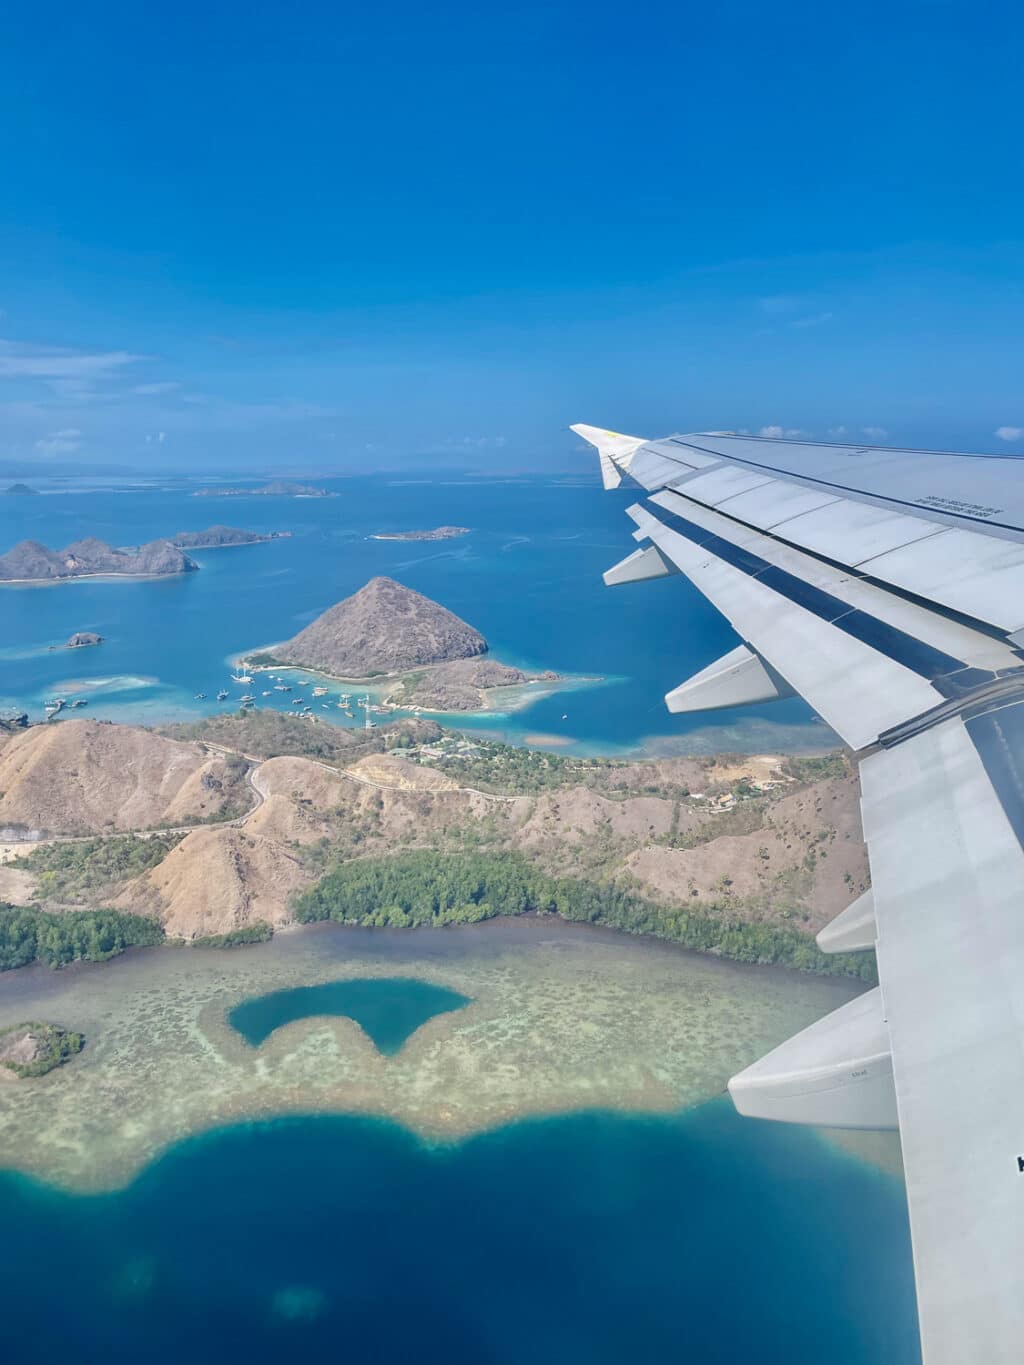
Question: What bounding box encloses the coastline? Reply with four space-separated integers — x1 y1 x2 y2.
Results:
0 916 861 1192
0 568 196 587
237 646 604 716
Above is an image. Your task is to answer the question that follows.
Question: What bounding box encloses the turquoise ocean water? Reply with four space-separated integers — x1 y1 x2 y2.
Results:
0 473 828 753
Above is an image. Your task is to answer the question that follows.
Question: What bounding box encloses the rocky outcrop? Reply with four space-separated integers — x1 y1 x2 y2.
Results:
387 659 539 711
66 631 103 648
0 537 196 581
0 1023 84 1078
272 577 488 677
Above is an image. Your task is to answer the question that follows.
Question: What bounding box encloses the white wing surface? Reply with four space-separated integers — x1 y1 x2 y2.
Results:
575 424 1024 1365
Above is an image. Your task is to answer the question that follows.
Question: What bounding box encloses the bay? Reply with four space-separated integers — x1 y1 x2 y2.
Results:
0 473 829 753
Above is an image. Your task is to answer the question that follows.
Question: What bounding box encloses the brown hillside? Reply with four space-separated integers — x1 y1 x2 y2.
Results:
118 827 310 938
0 721 249 834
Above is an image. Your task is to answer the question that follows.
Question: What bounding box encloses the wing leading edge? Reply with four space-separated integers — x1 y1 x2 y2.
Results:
575 423 1024 1365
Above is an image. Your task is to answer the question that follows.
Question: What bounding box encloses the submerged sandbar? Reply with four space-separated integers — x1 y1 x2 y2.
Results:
0 917 863 1191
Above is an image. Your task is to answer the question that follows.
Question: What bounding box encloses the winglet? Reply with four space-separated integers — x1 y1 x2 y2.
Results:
570 423 647 489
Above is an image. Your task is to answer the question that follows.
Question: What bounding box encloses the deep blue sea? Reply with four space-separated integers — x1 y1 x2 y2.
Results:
0 1101 920 1365
0 473 829 754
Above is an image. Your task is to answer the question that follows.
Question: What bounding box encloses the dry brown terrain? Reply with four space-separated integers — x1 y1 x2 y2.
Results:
0 720 250 835
272 576 487 675
117 827 311 937
2 719 869 943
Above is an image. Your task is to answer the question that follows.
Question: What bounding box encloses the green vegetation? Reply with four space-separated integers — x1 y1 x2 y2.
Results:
158 710 441 763
244 652 281 666
192 921 274 948
412 738 620 794
18 834 183 903
0 905 164 971
0 1022 84 1077
783 752 852 783
295 850 875 981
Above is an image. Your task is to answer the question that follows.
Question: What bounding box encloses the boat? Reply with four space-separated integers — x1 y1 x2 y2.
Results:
216 690 229 701
274 684 291 692
71 698 87 708
232 673 253 684
343 710 354 718
262 690 272 696
240 694 255 702
194 692 207 700
312 686 328 697
291 698 303 705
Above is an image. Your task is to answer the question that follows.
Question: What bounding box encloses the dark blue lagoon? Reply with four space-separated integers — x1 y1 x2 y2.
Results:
0 1101 920 1365
228 976 472 1053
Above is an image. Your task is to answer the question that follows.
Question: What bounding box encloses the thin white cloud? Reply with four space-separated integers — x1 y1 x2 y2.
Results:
35 427 82 456
861 426 888 439
827 426 849 438
0 339 138 381
995 425 1023 442
758 425 806 439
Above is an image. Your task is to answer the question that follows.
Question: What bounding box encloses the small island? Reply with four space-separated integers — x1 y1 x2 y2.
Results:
3 483 40 496
245 576 562 711
193 481 332 498
66 631 104 649
371 526 470 542
0 537 197 583
0 1022 84 1079
171 526 291 550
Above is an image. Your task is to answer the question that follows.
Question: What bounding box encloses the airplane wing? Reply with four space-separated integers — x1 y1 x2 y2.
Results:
573 423 1024 1365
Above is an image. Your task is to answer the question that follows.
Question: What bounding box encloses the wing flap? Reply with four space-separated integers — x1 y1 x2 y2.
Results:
860 705 1024 1363
728 988 896 1129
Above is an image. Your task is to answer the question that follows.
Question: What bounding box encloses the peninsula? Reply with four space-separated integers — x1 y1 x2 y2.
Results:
171 525 290 549
371 526 470 541
0 712 870 980
0 537 197 582
193 480 332 498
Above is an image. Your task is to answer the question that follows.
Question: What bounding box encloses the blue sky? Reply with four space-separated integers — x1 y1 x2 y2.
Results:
0 1 1022 471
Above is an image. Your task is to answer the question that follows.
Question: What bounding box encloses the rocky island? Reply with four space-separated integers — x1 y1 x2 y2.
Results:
3 483 40 496
0 537 197 582
248 576 562 710
66 631 104 648
171 525 290 549
0 1022 84 1078
193 481 332 498
268 576 489 676
372 526 470 541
